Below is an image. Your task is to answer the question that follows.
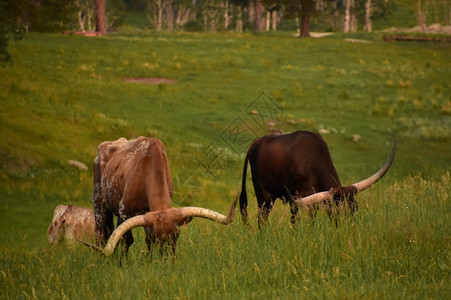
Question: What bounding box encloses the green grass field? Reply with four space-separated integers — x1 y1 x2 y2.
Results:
0 31 450 298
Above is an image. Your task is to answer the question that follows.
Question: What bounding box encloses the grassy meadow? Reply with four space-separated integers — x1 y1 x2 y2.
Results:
0 31 450 298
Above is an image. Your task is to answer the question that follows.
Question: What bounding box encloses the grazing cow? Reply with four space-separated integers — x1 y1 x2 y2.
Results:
92 136 237 255
47 205 95 245
239 131 397 226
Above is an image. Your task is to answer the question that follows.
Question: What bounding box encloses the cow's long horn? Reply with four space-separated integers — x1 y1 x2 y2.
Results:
177 186 239 224
291 138 397 207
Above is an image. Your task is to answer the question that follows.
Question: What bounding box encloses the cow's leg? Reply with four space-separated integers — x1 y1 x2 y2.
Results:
116 215 134 253
260 197 275 227
282 187 299 225
92 160 113 246
93 197 113 246
289 202 299 225
144 227 157 255
171 239 177 255
118 202 135 252
255 187 273 228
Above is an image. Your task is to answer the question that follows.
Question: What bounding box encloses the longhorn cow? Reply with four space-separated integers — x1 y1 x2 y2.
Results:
239 131 397 226
91 136 237 255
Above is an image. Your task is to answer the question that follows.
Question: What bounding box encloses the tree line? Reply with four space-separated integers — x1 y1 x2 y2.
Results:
130 0 387 36
82 0 397 36
2 1 450 36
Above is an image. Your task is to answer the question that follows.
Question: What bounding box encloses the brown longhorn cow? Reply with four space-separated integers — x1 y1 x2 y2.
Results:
239 131 397 226
91 136 237 255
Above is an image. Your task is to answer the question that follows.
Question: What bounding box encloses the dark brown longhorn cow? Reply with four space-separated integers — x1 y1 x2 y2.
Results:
239 131 397 226
91 136 237 255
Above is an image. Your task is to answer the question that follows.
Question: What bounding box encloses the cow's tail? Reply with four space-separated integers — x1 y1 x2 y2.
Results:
239 150 249 224
240 140 258 224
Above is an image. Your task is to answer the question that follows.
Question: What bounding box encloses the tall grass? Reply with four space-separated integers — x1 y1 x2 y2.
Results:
0 32 449 298
1 174 449 298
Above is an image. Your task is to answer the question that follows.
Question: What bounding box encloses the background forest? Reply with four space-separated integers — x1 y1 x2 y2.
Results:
2 0 451 34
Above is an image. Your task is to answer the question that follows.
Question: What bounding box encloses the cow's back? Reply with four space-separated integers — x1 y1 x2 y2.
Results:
251 131 341 197
95 137 172 216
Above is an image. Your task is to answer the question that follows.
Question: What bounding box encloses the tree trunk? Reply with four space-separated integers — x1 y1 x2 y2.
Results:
364 0 372 32
207 9 217 32
350 0 357 32
95 0 106 35
300 14 310 37
78 11 85 31
417 0 427 31
175 5 190 28
224 1 229 30
300 0 315 37
254 0 264 31
166 1 174 31
76 0 85 31
271 10 277 31
344 0 351 32
87 9 94 31
236 5 243 33
333 1 339 30
157 0 163 31
266 10 270 30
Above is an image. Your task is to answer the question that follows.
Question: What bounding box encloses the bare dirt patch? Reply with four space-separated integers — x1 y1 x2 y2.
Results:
124 77 177 84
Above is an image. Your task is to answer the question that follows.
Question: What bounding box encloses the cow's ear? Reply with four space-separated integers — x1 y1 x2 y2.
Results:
179 217 193 228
